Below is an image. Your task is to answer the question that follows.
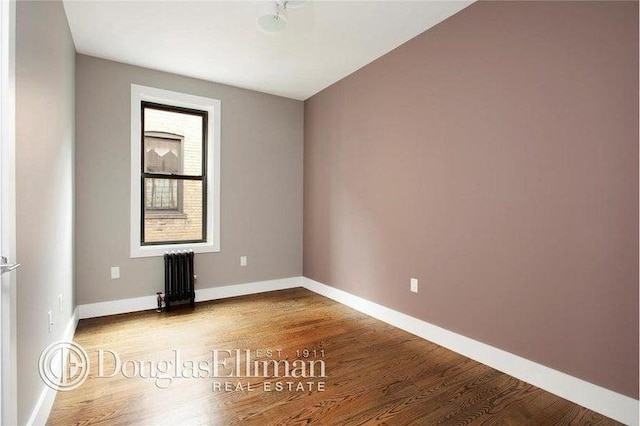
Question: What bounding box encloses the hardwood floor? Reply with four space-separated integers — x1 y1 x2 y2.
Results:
47 288 619 425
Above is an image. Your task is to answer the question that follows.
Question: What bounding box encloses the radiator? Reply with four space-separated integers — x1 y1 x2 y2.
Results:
164 250 195 310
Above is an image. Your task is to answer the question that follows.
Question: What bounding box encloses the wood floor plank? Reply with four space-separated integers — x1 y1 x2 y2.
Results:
47 288 621 425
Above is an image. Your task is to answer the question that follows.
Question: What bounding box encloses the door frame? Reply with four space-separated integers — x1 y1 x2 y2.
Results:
0 0 18 424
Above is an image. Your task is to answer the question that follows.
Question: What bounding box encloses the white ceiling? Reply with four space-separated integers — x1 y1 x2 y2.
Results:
63 1 473 100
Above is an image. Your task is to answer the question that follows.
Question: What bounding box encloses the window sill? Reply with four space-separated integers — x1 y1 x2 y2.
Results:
145 212 187 220
131 241 220 258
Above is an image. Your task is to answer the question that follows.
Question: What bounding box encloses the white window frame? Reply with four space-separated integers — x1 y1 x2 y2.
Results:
130 84 220 258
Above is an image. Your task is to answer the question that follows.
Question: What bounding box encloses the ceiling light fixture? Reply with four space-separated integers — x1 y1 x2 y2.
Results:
257 1 308 34
257 2 287 33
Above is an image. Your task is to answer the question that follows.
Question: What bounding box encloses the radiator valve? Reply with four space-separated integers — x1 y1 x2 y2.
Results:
156 292 164 312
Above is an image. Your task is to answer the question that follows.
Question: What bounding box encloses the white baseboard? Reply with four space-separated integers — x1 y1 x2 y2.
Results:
78 277 302 320
195 276 302 301
27 306 79 426
302 277 639 426
78 294 156 319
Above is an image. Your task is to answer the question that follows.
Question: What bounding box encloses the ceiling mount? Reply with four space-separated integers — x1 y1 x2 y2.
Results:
277 1 308 10
257 0 308 33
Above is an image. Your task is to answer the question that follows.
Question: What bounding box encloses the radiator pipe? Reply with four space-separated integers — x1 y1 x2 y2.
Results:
156 292 164 312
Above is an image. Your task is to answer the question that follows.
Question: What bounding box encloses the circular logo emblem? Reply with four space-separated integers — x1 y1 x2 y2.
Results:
38 341 89 391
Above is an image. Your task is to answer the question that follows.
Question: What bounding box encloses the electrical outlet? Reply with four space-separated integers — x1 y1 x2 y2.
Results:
111 266 120 279
48 311 53 333
58 294 63 312
240 256 247 267
410 278 418 293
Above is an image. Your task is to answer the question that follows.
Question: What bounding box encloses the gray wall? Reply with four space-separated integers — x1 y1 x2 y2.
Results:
15 0 76 423
76 55 303 305
304 1 639 399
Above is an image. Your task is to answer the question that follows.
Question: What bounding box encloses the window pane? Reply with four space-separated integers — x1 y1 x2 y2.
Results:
144 136 182 174
143 179 204 243
144 107 203 176
145 178 181 211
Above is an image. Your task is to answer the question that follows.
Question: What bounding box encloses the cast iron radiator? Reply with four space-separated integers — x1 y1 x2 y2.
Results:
164 250 195 310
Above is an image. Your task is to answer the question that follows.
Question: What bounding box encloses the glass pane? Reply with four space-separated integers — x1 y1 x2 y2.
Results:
144 137 181 174
145 178 180 210
143 107 203 176
143 179 204 243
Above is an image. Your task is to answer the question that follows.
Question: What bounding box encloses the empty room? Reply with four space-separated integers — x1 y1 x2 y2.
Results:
0 0 638 424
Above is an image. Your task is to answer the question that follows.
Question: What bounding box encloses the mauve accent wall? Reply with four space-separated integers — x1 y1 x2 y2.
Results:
304 1 638 399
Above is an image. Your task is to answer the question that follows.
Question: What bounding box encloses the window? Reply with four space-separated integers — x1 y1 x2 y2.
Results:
141 103 207 245
131 85 220 258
